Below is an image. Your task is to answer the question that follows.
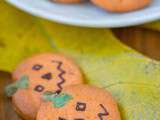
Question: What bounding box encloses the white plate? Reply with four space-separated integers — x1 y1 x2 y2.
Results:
7 0 160 28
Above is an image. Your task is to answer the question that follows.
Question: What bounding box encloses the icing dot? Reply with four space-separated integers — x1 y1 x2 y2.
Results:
34 85 44 92
32 64 43 71
76 102 86 111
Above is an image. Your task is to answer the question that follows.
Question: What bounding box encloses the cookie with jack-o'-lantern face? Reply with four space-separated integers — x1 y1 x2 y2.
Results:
5 53 83 120
12 53 83 87
91 0 152 12
37 85 121 120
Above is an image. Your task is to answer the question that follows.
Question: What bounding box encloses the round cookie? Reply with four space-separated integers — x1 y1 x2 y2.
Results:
6 53 83 120
91 0 152 12
37 85 121 120
13 53 83 85
51 0 82 4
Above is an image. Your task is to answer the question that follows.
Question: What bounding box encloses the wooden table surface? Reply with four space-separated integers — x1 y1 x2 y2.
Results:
114 27 160 60
0 27 160 120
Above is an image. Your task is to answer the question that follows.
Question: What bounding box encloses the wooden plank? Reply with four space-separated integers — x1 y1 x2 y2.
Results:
0 72 22 120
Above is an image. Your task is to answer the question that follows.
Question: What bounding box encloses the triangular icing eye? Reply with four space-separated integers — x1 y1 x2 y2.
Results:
42 92 73 108
41 72 52 80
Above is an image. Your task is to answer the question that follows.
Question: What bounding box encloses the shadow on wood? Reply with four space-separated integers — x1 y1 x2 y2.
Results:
0 72 22 120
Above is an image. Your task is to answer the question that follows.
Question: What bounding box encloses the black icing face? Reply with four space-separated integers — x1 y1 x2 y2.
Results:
14 54 83 104
30 60 66 94
58 102 109 120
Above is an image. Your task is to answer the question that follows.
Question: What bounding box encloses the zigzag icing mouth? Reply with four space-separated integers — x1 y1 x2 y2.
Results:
52 60 66 91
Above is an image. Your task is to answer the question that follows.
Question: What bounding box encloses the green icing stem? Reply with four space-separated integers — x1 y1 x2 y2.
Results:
5 75 29 97
5 84 18 97
43 92 73 108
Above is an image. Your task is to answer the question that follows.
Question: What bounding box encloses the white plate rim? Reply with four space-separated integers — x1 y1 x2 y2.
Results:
6 0 160 28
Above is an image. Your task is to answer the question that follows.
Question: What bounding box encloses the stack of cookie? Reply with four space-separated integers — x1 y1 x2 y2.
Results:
5 53 121 120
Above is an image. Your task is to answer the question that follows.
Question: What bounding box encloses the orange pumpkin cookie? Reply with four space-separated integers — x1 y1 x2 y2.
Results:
13 53 83 85
91 0 152 12
37 85 121 120
5 53 83 120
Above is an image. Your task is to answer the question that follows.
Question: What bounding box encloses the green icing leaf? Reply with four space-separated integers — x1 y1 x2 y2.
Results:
5 75 29 97
15 75 29 89
43 92 73 108
42 91 57 101
5 84 17 97
1 1 160 119
52 93 73 108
